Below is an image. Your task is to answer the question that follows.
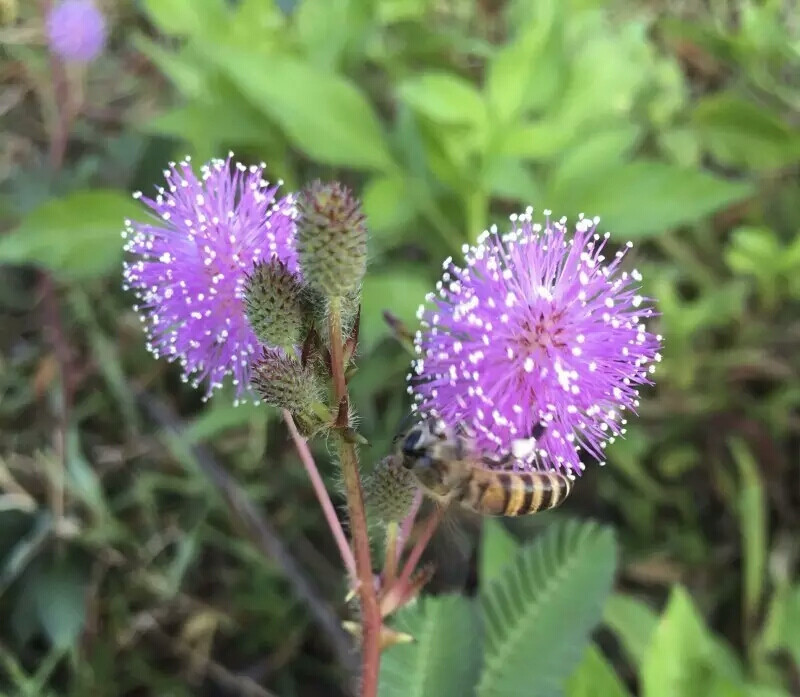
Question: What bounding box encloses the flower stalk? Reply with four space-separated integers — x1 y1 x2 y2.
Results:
380 506 444 617
382 522 399 589
328 297 382 697
282 409 356 583
396 491 423 566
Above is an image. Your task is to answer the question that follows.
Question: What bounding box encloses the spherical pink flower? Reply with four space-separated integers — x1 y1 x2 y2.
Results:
122 154 297 401
409 208 662 475
46 0 106 63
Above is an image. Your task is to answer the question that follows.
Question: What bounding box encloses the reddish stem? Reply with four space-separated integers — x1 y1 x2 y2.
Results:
395 490 423 566
282 410 357 583
329 299 381 697
381 506 444 616
381 522 399 589
40 21 76 527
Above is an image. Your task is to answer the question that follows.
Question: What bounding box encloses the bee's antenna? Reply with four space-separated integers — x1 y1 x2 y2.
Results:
392 410 417 445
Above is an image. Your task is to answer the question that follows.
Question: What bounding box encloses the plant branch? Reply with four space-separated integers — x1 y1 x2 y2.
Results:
329 297 381 697
382 522 399 589
40 274 69 526
381 506 444 616
41 41 75 536
282 409 357 582
396 490 423 566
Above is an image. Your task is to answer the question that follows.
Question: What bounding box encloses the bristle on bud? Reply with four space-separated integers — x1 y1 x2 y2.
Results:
296 181 367 298
243 259 307 349
364 456 419 523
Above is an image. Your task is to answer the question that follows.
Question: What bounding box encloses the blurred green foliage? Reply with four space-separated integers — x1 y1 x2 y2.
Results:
1 0 799 695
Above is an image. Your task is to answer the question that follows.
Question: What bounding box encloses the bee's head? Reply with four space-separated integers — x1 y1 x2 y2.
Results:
399 424 435 462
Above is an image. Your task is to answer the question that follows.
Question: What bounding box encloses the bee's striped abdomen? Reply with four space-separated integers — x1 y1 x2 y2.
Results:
463 467 573 516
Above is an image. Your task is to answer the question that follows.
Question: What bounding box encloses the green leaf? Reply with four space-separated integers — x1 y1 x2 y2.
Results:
360 273 430 352
549 161 753 239
379 594 482 697
211 49 393 171
479 519 519 586
295 0 354 69
33 558 88 649
483 158 541 202
362 175 416 241
143 100 270 147
0 190 142 280
399 72 486 125
65 427 108 521
757 584 800 669
566 644 631 697
602 593 659 667
478 520 617 697
549 125 642 193
133 36 208 97
693 92 800 171
641 587 743 697
659 128 702 167
141 0 225 37
0 515 52 595
728 438 767 623
498 120 573 162
744 687 792 697
185 401 263 444
725 227 782 275
485 0 562 123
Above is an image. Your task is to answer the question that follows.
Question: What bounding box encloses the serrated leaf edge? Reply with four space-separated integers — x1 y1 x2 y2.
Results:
478 521 615 693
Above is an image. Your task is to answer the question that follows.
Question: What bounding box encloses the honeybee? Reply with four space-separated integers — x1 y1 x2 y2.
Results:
397 417 573 517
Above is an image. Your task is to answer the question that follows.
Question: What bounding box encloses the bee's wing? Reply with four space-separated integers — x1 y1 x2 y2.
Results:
410 500 479 593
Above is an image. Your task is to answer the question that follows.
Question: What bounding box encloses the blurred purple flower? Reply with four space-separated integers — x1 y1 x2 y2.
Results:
46 0 107 63
409 208 662 475
122 154 297 401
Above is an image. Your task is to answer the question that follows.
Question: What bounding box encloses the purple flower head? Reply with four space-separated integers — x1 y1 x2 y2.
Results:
46 0 106 63
409 208 662 476
122 154 298 402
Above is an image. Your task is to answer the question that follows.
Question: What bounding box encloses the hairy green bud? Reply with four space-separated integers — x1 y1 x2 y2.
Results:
243 259 306 349
251 349 325 433
296 181 367 298
364 456 418 523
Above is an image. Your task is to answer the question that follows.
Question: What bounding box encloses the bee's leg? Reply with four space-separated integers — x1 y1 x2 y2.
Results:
482 451 515 468
428 414 449 439
529 421 547 439
454 434 470 460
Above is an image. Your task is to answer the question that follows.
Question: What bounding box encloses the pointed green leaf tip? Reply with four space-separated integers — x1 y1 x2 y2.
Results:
250 349 323 434
365 456 419 523
243 259 307 349
296 181 368 298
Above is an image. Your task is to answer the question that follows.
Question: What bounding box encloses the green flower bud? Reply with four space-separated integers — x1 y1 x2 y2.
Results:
251 349 326 433
364 456 418 523
243 259 306 349
296 181 367 298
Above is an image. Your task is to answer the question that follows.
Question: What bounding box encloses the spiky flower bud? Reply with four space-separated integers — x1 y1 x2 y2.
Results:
365 456 418 523
243 259 306 349
251 349 325 433
296 181 367 298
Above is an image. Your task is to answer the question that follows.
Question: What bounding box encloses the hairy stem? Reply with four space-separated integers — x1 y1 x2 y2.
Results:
396 490 423 566
382 522 399 589
329 298 381 697
381 506 444 616
282 410 357 583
